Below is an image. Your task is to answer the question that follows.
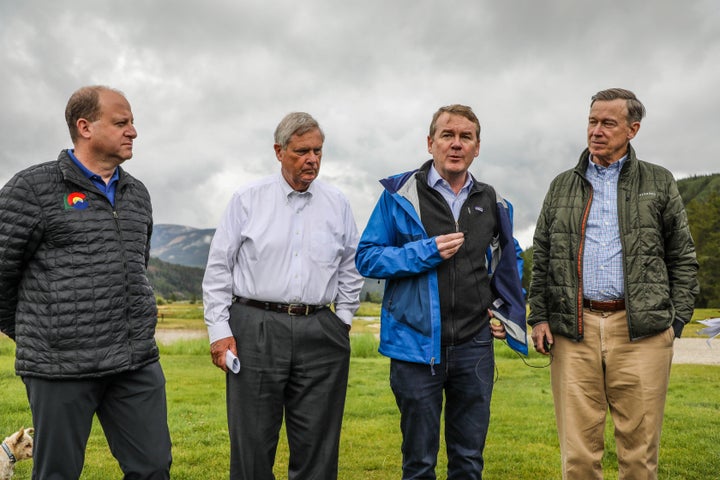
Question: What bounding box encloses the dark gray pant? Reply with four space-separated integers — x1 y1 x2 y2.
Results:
23 361 172 480
227 303 351 480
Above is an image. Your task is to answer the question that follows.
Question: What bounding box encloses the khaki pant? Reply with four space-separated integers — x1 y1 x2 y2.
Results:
551 309 674 480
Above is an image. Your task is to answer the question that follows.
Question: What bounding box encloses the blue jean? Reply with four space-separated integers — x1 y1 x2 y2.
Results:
390 333 495 480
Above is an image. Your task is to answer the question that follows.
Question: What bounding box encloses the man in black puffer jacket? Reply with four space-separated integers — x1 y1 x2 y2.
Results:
0 86 172 479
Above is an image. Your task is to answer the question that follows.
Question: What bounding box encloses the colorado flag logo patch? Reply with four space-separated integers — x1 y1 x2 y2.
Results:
64 192 88 210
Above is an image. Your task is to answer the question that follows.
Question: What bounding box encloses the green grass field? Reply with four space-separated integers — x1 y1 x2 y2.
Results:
1 305 719 479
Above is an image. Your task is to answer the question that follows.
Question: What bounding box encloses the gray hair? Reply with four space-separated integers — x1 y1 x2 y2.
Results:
274 112 324 148
591 88 646 124
65 85 126 143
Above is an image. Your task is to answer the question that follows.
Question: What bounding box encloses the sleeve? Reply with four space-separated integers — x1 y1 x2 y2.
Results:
487 198 524 281
355 190 443 279
332 200 364 325
202 192 245 343
527 184 554 327
0 175 43 340
489 201 528 355
663 178 699 325
145 193 153 269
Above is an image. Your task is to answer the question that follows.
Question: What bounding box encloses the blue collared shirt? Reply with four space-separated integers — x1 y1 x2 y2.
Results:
582 155 626 300
427 164 473 221
68 149 120 206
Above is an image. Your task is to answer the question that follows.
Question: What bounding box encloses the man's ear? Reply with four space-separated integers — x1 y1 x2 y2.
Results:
76 118 93 140
627 121 641 140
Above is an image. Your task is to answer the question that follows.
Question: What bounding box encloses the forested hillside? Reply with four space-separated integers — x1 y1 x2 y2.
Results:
682 174 720 307
147 257 204 302
521 173 720 308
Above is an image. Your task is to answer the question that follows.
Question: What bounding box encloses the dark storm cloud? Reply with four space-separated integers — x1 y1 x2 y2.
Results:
2 0 718 247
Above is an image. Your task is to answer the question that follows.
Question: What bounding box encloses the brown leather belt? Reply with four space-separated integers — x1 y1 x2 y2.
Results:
583 298 626 312
233 296 327 316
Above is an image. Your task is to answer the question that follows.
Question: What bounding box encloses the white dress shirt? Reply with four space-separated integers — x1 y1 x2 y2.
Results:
202 173 363 343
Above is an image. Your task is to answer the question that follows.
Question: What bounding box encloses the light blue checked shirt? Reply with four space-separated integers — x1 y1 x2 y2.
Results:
427 164 473 221
582 155 627 301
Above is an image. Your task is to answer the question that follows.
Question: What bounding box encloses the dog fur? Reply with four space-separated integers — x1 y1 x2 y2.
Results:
0 427 34 480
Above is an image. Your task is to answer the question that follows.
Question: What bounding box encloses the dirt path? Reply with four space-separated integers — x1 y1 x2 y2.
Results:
671 337 720 365
155 329 720 365
155 329 207 343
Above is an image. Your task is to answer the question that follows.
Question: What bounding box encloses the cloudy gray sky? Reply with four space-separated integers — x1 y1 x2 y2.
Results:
2 0 718 249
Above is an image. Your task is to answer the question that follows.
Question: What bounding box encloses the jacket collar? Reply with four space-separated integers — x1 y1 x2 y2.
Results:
381 159 488 196
574 144 638 178
57 149 132 190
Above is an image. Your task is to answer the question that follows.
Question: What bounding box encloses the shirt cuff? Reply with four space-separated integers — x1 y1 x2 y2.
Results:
207 321 234 344
334 309 354 326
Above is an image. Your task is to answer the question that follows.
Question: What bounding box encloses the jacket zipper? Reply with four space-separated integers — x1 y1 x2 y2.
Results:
576 186 593 339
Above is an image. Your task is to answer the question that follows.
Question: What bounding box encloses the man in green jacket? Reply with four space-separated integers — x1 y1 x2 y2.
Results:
528 88 698 480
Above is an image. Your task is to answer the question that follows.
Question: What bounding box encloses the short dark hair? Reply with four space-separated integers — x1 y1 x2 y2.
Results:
274 112 324 149
591 88 646 124
429 104 481 140
65 85 125 143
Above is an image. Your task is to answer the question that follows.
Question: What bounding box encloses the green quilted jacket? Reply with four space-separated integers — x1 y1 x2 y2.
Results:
528 145 699 341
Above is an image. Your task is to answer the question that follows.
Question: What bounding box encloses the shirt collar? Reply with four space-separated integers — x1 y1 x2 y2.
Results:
588 154 627 174
278 173 315 198
427 163 473 193
68 149 120 184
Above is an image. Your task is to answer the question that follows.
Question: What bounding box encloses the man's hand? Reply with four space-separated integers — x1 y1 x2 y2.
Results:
210 336 237 372
531 323 553 355
435 232 465 260
488 311 507 339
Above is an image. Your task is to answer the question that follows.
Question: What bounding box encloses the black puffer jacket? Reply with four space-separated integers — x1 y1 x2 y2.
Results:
0 150 159 379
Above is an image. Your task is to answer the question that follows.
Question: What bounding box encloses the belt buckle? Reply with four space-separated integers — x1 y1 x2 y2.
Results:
287 303 309 316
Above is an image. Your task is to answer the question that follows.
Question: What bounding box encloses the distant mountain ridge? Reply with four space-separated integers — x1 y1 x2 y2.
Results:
150 224 215 268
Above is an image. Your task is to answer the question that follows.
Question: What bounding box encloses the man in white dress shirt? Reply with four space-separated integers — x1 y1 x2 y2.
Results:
202 112 363 480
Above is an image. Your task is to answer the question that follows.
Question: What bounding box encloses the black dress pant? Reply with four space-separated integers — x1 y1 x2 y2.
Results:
227 302 351 480
23 361 172 480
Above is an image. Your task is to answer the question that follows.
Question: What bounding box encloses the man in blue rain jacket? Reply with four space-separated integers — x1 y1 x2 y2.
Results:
356 104 526 480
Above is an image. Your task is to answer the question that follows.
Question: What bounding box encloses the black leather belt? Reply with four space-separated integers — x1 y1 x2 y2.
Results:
233 296 327 316
583 298 626 312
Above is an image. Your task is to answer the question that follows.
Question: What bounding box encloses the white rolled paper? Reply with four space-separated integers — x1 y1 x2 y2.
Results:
225 350 241 374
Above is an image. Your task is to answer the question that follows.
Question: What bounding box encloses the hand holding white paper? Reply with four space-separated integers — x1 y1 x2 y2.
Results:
225 350 241 374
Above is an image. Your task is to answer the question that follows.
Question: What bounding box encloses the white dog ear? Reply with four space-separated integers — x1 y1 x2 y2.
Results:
26 428 35 436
